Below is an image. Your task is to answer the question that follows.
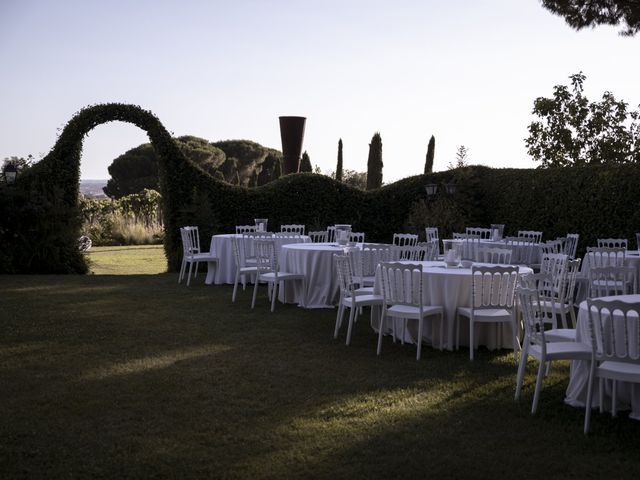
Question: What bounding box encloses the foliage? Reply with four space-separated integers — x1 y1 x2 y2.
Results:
405 196 467 239
541 0 640 36
336 139 343 182
299 151 313 173
526 72 640 167
424 135 435 174
2 155 34 176
366 132 383 190
104 136 226 198
448 145 469 170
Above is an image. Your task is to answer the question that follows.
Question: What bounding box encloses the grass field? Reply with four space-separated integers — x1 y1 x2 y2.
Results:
86 244 167 275
2 247 640 478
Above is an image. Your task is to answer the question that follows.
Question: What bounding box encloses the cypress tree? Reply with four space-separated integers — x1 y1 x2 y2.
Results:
424 135 435 174
336 139 343 182
366 132 383 190
300 151 312 172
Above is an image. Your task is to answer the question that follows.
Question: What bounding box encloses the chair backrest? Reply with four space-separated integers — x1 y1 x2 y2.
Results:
326 226 336 243
349 232 365 243
597 238 627 249
541 239 564 255
180 226 201 255
453 232 470 240
586 299 640 363
392 233 418 247
425 227 439 243
490 224 505 238
466 227 492 240
564 233 579 259
409 241 439 261
274 232 302 240
356 245 397 277
334 253 356 299
235 225 256 234
243 232 274 259
517 286 553 348
231 235 247 268
562 258 582 305
517 230 543 243
504 236 537 265
460 238 481 261
308 230 328 243
281 224 305 235
379 262 424 307
476 246 512 264
470 265 519 311
585 247 626 269
540 253 569 297
589 266 636 298
254 239 277 274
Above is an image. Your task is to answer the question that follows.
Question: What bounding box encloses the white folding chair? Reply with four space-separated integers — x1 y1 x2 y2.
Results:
281 224 305 235
378 262 444 360
178 226 218 286
514 286 591 414
231 236 258 302
589 266 636 298
333 254 384 345
326 226 336 243
235 225 256 234
584 299 640 434
518 230 543 243
564 233 579 259
456 265 519 361
597 238 628 250
349 232 365 243
308 230 328 243
392 233 418 247
251 239 305 312
466 227 492 240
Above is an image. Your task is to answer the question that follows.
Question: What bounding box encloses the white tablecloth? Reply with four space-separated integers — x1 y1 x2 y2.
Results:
372 260 533 351
278 243 350 308
205 234 310 285
574 251 640 303
444 238 542 265
564 294 640 420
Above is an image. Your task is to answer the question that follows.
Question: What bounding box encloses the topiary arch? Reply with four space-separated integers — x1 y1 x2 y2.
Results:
0 103 230 273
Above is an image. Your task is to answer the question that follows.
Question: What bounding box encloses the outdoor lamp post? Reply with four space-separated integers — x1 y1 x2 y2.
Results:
424 183 438 196
3 164 17 184
444 183 457 195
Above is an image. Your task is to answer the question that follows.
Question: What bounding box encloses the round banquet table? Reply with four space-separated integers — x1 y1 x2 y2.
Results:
371 260 533 351
574 250 640 303
278 242 352 308
205 234 310 285
443 238 542 265
564 294 640 420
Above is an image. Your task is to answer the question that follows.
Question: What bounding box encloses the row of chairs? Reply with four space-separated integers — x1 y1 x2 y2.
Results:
236 224 306 235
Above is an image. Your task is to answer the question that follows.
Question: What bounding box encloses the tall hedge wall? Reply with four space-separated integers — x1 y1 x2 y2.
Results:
0 102 637 274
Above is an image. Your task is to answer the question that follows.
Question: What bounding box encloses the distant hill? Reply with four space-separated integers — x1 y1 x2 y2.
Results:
80 179 108 198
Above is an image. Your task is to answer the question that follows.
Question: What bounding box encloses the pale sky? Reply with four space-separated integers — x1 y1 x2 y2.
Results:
1 0 638 181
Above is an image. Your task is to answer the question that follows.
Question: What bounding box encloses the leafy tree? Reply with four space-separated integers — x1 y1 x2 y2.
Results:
366 132 383 190
424 135 435 174
272 155 282 180
2 155 34 174
336 139 344 182
541 0 640 36
104 136 226 198
299 151 312 172
343 169 367 190
525 72 640 167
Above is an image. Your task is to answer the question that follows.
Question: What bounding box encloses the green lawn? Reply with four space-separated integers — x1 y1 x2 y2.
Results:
86 244 167 274
1 248 639 478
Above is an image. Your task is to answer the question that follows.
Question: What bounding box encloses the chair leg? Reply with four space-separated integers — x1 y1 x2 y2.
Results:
560 309 568 329
334 302 345 339
346 302 357 346
439 314 444 351
469 319 475 361
377 312 386 356
515 343 529 401
194 261 199 278
186 261 194 286
251 275 260 309
599 378 604 414
416 317 424 361
232 270 240 302
179 259 186 283
612 380 617 417
270 281 278 312
584 359 596 434
531 359 546 414
569 306 577 329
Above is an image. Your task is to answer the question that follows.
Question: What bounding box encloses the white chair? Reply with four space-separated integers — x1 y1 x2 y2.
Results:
231 236 258 302
564 233 579 259
179 226 218 286
280 224 305 235
251 239 306 312
242 231 274 265
636 232 640 251
504 236 537 266
584 299 640 434
476 246 512 264
235 225 256 234
588 266 636 298
425 227 439 243
597 238 628 249
518 230 543 243
351 245 396 288
456 265 519 361
326 226 336 243
410 241 439 261
308 230 328 243
378 262 444 360
333 254 384 345
466 227 492 239
514 286 591 414
349 232 365 243
544 258 582 335
585 246 626 269
274 232 302 240
392 233 418 247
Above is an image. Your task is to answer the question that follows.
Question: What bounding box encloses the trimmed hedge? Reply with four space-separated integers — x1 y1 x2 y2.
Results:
1 102 637 274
